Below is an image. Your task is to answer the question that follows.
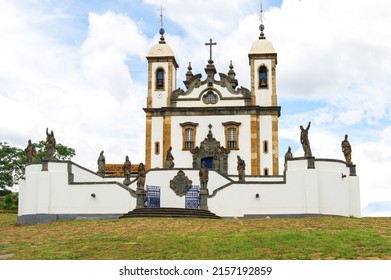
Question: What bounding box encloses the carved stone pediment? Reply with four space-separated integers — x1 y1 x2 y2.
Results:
170 170 193 197
191 125 230 174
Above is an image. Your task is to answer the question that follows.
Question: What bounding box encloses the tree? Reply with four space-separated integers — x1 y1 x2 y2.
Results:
0 192 18 210
0 142 25 190
0 140 76 190
33 140 76 161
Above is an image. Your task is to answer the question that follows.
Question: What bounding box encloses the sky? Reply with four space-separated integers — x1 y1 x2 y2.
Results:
0 0 390 217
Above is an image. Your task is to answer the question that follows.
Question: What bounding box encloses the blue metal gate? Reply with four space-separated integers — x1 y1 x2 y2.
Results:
146 185 160 208
185 185 200 209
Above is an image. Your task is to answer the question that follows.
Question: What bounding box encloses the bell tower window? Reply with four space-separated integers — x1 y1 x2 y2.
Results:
258 65 268 88
156 68 165 90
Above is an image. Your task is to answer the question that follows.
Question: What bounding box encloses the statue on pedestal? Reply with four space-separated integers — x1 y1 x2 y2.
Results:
25 139 36 164
284 146 293 171
45 127 56 160
300 122 312 157
237 155 246 182
97 151 105 177
122 155 131 185
165 146 175 168
199 161 209 190
341 134 352 164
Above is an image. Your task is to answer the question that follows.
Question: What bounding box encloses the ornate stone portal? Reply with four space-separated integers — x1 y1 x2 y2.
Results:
191 124 230 175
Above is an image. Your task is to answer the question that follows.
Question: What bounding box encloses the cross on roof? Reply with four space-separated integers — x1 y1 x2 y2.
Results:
205 38 217 63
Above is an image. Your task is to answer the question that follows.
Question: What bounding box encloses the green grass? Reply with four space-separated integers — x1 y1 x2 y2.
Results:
0 213 390 260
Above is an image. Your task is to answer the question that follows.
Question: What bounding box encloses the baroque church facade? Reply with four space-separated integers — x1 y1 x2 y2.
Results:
17 17 361 225
144 29 279 176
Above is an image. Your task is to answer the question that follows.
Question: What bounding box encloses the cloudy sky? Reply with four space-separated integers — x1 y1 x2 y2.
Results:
0 0 390 216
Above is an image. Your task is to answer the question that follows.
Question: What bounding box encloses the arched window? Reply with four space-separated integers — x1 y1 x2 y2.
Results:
259 65 268 88
156 68 164 90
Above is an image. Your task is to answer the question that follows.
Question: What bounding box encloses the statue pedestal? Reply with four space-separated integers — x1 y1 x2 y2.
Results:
307 157 315 169
199 189 209 210
348 164 356 176
136 189 146 209
41 160 49 171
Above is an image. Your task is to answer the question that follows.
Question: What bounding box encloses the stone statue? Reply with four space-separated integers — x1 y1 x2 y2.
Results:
165 146 174 168
284 146 293 171
300 122 312 157
199 161 209 190
45 127 56 160
97 151 105 177
237 155 246 182
137 162 146 190
122 155 131 185
25 139 36 164
341 134 352 164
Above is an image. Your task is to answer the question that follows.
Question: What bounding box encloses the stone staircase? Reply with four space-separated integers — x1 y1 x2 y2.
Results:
120 207 221 219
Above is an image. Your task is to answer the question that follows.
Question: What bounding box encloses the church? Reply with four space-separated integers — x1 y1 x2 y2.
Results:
144 27 279 177
17 16 361 225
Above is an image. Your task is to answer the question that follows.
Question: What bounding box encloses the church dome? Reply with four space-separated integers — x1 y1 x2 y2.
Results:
249 38 276 54
146 42 175 58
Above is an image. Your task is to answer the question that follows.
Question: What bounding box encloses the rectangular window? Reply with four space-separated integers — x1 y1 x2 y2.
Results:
228 128 237 149
185 128 194 149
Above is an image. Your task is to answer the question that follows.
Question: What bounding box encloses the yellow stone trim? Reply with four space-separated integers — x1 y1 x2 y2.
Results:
167 62 173 106
271 58 277 106
147 62 152 108
250 115 260 175
162 116 172 167
249 60 256 105
145 114 152 170
272 115 279 175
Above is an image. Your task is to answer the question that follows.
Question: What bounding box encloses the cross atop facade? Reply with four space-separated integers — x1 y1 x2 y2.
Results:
205 38 217 63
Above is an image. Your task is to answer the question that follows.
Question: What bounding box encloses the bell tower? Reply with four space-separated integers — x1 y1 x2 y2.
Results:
145 9 178 170
248 5 280 175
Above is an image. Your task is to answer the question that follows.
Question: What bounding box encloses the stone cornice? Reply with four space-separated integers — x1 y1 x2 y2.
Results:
143 105 281 117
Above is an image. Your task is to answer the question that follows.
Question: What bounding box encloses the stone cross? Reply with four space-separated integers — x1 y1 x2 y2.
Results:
205 38 217 63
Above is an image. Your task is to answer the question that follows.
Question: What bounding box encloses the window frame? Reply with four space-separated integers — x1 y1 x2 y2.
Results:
222 121 241 150
155 67 165 90
180 122 199 150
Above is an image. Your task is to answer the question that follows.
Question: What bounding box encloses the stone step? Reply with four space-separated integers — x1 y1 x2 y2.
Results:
120 207 221 219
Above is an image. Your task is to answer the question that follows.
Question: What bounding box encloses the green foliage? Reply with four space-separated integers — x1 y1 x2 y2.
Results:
33 140 76 161
0 142 25 190
0 192 18 210
0 140 76 189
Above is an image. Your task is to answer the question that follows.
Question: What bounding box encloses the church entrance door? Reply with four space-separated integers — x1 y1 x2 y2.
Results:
201 157 213 169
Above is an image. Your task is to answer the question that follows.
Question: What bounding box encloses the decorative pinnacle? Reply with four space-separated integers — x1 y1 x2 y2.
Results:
158 6 166 43
258 0 266 39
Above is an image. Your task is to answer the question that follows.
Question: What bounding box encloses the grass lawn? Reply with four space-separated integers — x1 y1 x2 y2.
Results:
0 213 390 260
